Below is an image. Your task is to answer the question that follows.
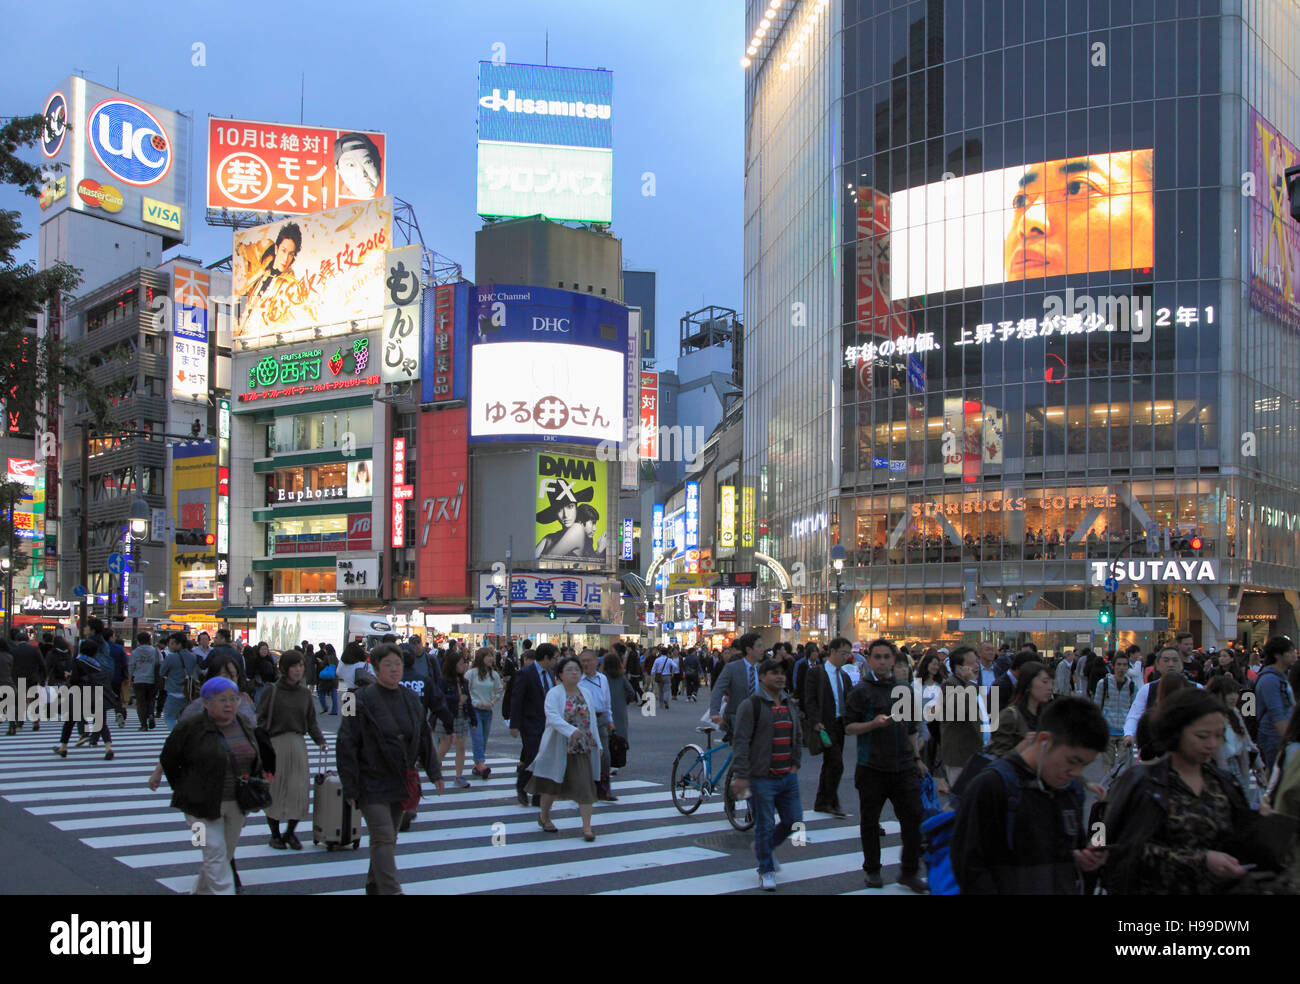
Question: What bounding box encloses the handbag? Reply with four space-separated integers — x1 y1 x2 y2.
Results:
219 734 274 814
319 663 336 680
400 768 423 811
609 733 629 768
918 772 942 819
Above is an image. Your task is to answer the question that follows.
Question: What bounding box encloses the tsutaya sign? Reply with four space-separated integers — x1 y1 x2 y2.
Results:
1090 559 1220 585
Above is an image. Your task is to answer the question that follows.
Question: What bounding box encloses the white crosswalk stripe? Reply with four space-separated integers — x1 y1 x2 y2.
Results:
0 726 919 895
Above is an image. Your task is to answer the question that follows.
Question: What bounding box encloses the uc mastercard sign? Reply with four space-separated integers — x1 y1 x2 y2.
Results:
77 179 124 213
88 98 173 186
38 77 191 242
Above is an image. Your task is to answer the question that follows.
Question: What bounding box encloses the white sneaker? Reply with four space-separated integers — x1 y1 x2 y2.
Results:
759 871 776 891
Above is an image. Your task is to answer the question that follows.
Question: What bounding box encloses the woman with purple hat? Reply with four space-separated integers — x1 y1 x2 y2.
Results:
150 676 267 895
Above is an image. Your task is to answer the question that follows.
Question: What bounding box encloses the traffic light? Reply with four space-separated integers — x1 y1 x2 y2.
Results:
547 602 557 620
1098 603 1113 627
1189 536 1203 551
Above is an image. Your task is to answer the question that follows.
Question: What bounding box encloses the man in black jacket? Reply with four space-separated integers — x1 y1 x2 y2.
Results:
8 630 46 734
201 629 244 680
995 651 1039 710
951 697 1109 894
804 637 854 818
337 645 442 895
510 642 558 807
844 638 929 893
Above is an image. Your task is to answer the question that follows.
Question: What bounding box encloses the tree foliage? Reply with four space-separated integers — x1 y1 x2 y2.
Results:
0 113 111 427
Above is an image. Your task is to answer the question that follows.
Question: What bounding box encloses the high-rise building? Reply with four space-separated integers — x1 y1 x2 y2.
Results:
742 1 1300 649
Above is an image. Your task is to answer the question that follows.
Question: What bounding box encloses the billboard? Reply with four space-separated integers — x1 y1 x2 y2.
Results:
639 371 659 459
469 285 628 446
236 332 379 404
171 441 219 609
718 486 736 557
477 571 604 611
422 282 469 403
38 77 192 245
381 244 422 384
685 481 700 573
232 196 393 345
889 150 1154 299
535 452 608 563
206 117 386 216
417 408 470 601
1248 109 1300 329
172 264 209 400
257 610 345 654
476 62 613 223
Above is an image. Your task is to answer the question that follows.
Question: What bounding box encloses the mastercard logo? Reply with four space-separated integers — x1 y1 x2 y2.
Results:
76 178 124 213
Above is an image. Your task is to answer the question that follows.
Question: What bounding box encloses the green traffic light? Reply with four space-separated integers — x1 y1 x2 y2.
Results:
1098 605 1112 626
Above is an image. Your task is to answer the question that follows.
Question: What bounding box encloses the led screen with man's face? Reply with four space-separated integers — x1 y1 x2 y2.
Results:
889 149 1154 299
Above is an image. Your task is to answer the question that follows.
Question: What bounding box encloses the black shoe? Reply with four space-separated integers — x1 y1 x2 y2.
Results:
285 833 303 850
878 824 887 836
829 808 849 819
898 872 930 894
398 811 414 833
516 793 529 807
269 835 286 850
148 718 156 730
365 881 377 895
864 870 884 889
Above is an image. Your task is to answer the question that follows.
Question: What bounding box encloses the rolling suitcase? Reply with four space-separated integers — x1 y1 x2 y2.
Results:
313 743 361 851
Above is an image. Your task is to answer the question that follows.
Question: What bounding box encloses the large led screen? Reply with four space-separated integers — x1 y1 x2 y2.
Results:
535 452 608 562
476 61 613 223
469 285 628 446
232 197 392 345
1247 109 1300 329
889 150 1154 299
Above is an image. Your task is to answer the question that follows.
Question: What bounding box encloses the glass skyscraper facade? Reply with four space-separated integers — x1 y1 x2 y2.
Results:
742 0 1300 649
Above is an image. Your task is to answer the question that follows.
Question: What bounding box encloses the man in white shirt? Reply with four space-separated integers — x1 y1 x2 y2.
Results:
1124 647 1202 745
651 649 678 710
976 640 1000 692
579 649 617 801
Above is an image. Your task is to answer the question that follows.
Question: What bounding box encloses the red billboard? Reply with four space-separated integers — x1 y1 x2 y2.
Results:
207 117 387 215
417 408 469 604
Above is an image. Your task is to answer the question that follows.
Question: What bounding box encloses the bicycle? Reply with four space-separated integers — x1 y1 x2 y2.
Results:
670 723 754 832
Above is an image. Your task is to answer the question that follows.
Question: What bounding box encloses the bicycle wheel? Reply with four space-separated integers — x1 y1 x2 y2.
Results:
671 744 709 815
723 767 755 832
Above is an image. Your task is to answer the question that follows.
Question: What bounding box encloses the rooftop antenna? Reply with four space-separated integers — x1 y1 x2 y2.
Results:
545 31 549 65
300 73 305 124
116 65 120 90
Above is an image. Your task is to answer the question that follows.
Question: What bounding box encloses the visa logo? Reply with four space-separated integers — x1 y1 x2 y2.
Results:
142 196 182 232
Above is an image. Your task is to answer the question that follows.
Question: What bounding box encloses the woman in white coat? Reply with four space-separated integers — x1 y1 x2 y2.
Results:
525 655 602 841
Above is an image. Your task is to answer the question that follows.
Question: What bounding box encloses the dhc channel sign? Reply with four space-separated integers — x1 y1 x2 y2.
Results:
88 98 172 186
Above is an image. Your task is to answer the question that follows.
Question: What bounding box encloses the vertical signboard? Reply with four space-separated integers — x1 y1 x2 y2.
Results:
423 282 467 403
621 309 641 490
718 485 736 557
216 398 231 596
172 265 210 400
171 441 219 609
639 370 659 460
685 481 700 574
1248 108 1300 330
391 438 412 548
621 517 635 561
381 244 422 384
741 486 755 548
418 408 470 600
651 503 665 589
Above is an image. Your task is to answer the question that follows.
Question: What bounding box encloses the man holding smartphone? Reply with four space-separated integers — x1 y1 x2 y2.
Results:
950 696 1110 894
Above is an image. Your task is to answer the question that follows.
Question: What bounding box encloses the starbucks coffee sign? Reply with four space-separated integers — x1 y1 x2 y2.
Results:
1090 559 1219 585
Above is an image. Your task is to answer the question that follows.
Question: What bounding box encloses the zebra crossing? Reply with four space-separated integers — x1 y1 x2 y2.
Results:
0 725 915 895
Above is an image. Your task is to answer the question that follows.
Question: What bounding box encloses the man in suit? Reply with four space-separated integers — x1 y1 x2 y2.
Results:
792 644 820 708
510 642 559 807
803 636 854 818
996 651 1039 709
7 629 46 734
710 632 766 736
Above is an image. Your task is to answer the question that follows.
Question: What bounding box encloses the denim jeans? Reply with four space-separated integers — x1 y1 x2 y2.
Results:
318 687 339 715
471 708 493 762
163 695 189 729
750 771 803 875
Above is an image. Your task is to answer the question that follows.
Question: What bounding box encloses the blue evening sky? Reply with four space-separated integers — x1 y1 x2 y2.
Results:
0 0 744 370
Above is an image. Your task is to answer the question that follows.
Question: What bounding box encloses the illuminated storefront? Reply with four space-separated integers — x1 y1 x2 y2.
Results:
742 3 1300 649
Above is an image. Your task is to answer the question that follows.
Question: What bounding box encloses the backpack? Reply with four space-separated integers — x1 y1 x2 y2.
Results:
180 652 201 702
922 757 1084 895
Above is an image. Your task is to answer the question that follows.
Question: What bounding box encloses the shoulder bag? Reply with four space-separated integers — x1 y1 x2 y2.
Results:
218 732 273 814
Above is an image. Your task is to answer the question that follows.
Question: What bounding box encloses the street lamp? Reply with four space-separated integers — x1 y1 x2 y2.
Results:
0 546 11 638
37 578 47 599
830 543 846 639
129 496 150 538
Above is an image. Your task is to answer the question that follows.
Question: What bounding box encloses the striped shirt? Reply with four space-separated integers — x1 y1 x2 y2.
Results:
218 719 257 802
769 702 794 777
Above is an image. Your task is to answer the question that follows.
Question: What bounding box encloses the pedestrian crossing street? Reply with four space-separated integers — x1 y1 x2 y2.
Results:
0 727 916 895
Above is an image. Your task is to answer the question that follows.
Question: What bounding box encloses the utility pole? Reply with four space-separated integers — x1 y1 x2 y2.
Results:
505 535 513 654
79 422 89 629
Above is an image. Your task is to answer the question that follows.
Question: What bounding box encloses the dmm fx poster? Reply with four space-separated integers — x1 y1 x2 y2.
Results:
535 452 608 562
